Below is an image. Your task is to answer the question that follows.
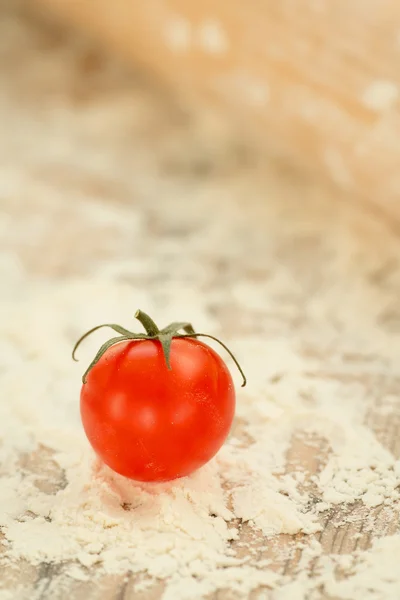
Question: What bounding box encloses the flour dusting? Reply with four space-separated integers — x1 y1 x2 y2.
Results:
1 3 400 600
1 259 400 599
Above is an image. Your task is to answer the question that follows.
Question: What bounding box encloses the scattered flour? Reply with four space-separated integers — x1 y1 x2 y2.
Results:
0 282 315 598
1 3 400 599
322 535 400 599
1 273 400 599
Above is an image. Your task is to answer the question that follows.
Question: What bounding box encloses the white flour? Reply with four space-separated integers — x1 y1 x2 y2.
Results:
0 281 315 598
1 3 400 599
1 268 400 599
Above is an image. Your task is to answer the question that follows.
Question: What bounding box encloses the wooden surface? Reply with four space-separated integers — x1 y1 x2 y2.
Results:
2 3 400 599
34 0 400 222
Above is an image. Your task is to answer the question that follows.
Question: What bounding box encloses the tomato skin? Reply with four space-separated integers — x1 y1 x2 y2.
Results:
80 338 235 482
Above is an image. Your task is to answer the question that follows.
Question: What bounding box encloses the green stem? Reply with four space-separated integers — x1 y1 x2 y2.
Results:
134 309 159 336
73 310 247 387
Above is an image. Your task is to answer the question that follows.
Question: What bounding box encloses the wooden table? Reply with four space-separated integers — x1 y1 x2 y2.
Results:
1 3 400 599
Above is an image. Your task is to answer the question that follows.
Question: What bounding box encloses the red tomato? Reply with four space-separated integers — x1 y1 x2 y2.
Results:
80 337 236 482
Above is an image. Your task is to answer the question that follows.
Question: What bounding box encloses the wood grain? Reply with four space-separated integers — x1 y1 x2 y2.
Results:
2 3 400 599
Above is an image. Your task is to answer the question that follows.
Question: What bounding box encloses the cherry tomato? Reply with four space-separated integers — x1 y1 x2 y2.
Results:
80 338 234 481
75 311 245 482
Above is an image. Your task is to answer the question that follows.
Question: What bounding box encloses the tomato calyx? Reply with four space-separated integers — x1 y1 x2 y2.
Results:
72 309 247 387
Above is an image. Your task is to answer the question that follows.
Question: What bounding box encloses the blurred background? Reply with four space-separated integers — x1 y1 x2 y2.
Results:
2 0 400 329
2 4 400 596
29 0 400 220
3 0 400 210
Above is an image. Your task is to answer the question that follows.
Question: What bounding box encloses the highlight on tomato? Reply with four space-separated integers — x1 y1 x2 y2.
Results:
72 310 246 482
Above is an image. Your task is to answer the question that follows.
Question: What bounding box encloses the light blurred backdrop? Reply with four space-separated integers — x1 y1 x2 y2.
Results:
31 0 400 223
